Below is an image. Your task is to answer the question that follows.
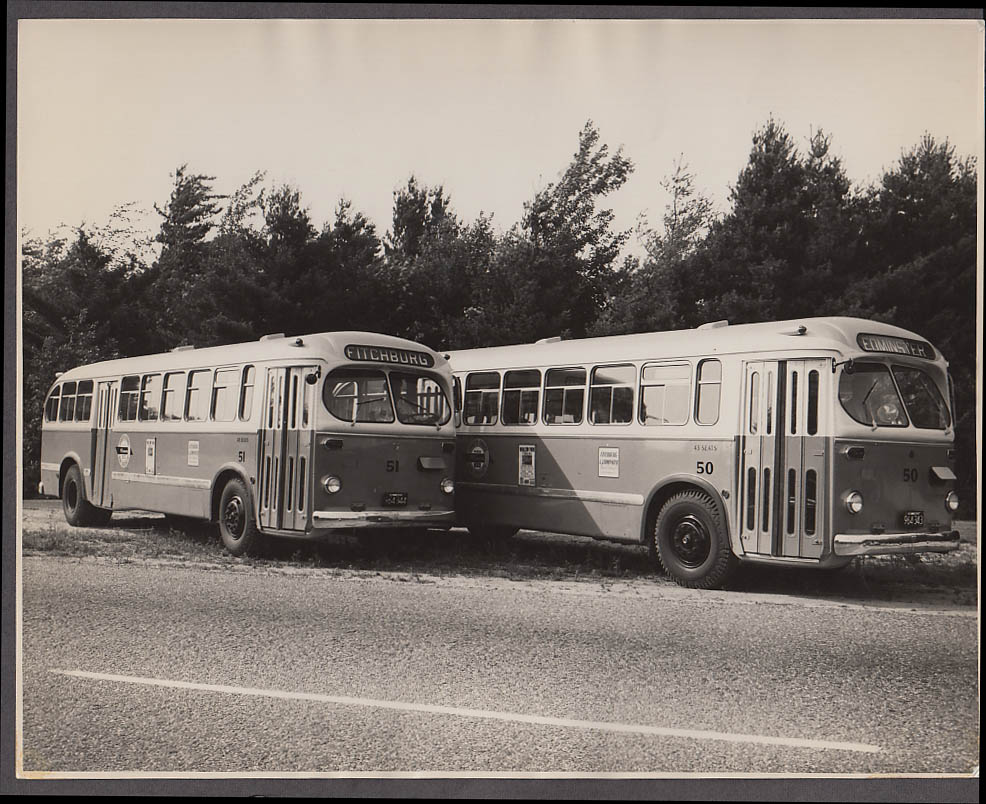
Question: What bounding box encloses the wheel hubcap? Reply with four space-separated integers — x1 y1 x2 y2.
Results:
670 514 711 568
223 496 245 540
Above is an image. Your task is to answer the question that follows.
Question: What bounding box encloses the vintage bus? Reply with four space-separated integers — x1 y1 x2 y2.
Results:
39 331 456 555
447 317 961 589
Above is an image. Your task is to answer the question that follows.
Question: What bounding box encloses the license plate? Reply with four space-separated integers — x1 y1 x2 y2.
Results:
903 510 925 527
383 492 408 507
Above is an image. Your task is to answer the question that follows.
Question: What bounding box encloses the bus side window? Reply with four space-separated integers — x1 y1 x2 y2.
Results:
185 370 211 422
239 365 256 421
543 368 586 425
211 367 240 422
639 363 690 426
161 372 185 421
45 385 61 422
139 374 162 421
59 381 78 422
502 369 541 425
75 380 94 422
695 359 722 425
589 365 634 425
463 372 500 425
118 376 140 422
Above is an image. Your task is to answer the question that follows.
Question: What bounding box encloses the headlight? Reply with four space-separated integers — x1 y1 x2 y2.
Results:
440 477 454 495
845 491 864 514
945 491 959 513
323 475 342 494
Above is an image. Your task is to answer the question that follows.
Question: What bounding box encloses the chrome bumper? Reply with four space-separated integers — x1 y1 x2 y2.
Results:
311 509 455 529
833 530 961 557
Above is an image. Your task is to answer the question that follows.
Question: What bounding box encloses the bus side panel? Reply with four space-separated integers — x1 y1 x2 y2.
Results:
106 430 254 519
457 432 736 544
39 430 91 498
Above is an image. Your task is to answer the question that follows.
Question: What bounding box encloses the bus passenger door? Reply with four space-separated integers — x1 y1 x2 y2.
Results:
91 381 116 508
282 366 317 532
740 361 784 556
781 360 828 559
259 368 287 530
258 366 316 532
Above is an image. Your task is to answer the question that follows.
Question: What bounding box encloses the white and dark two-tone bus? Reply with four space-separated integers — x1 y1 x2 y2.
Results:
447 317 961 588
39 331 456 555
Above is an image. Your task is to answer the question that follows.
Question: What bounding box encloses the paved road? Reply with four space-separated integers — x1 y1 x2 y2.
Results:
18 556 979 776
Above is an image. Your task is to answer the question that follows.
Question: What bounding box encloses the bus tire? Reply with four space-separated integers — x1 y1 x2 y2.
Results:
653 490 737 590
218 477 262 557
62 464 111 526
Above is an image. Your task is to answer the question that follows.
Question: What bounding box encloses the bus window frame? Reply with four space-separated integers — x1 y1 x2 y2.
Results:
161 371 185 422
695 358 722 426
463 371 502 426
184 369 212 423
45 385 61 422
75 379 94 423
118 375 140 422
58 381 78 422
211 365 241 423
138 373 162 422
639 361 691 427
543 366 587 426
239 365 256 422
501 369 542 426
589 364 635 426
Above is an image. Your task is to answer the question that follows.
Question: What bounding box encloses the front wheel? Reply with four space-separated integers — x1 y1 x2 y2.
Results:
218 478 262 556
652 490 737 589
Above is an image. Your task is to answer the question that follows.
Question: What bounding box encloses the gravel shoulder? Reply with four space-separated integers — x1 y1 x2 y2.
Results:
18 499 979 610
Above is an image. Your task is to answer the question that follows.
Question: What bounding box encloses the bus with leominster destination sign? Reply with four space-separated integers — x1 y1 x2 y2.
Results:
39 331 456 555
446 317 961 589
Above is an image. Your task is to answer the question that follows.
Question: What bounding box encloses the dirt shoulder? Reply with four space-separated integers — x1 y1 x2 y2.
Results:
19 499 979 609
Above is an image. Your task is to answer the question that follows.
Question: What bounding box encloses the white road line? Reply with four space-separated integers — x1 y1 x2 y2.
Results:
53 669 881 754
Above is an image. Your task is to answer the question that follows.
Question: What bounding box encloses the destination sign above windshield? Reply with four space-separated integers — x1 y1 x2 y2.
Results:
344 344 435 368
856 333 935 360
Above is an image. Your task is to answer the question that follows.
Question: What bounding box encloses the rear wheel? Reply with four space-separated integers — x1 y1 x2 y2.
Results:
61 464 111 526
218 477 262 556
653 490 736 589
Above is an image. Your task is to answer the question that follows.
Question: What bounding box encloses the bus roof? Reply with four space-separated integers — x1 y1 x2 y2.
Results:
446 317 945 371
53 331 448 384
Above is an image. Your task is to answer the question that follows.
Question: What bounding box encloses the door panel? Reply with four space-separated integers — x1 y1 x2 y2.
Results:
746 358 829 560
741 361 785 556
259 366 316 532
259 368 286 529
92 382 116 508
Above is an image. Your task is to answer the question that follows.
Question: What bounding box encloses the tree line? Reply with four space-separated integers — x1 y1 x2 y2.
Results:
21 119 977 514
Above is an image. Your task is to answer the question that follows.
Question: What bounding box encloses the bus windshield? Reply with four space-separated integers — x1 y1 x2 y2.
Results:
838 363 907 427
323 367 451 425
389 371 452 425
891 365 951 429
323 368 395 423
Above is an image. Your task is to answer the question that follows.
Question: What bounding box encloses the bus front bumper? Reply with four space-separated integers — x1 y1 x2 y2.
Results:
833 530 961 557
311 509 455 529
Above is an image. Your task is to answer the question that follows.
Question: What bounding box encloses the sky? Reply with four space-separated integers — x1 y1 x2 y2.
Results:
16 17 985 257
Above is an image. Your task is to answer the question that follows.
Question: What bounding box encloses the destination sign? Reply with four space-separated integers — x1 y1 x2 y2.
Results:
345 344 435 368
856 333 935 360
